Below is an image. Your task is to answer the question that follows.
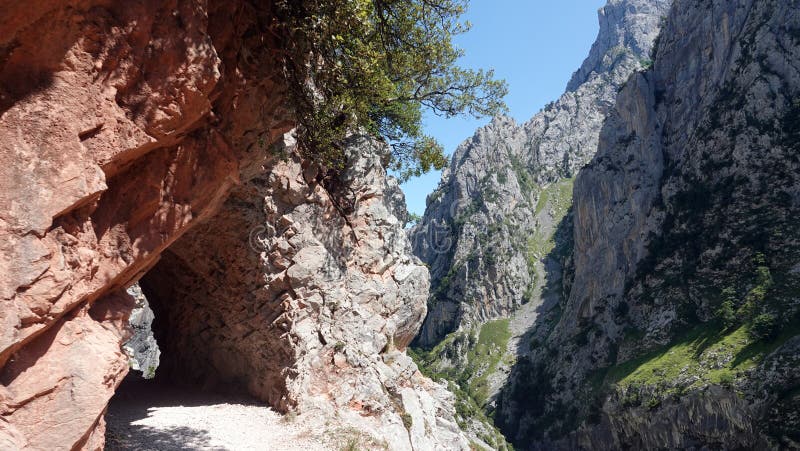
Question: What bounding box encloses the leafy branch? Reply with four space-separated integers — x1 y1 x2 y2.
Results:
269 0 508 181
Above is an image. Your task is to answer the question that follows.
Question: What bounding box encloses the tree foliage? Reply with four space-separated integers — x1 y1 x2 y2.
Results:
406 212 423 227
270 0 508 181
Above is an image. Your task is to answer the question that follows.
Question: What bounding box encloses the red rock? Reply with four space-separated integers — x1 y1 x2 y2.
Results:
0 291 132 450
0 1 469 449
0 0 291 447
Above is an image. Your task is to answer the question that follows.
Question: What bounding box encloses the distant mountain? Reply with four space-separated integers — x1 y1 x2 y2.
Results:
412 0 800 448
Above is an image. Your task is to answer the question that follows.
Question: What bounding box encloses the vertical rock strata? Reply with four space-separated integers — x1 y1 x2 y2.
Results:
142 135 468 450
497 0 800 448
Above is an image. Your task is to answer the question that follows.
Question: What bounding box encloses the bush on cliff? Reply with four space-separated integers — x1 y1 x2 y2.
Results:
270 0 508 180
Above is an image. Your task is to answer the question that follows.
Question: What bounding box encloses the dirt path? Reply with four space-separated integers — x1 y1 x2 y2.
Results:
105 377 333 451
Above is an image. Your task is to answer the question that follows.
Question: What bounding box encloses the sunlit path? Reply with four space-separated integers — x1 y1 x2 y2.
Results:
106 376 332 451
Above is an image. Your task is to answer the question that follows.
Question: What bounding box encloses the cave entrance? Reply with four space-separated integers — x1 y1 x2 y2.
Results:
104 277 225 450
104 251 292 447
104 190 299 447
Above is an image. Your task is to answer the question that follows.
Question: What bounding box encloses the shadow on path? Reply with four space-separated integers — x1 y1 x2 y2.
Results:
105 375 262 451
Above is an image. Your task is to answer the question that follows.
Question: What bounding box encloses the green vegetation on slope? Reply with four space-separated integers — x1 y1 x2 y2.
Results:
588 255 800 411
509 154 537 195
527 178 574 260
524 178 574 301
602 319 800 407
409 320 513 449
534 178 574 218
469 319 513 406
411 319 511 406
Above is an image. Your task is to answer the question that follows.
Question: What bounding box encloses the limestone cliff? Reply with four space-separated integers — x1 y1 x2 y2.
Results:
0 1 469 449
496 0 800 448
407 3 672 436
411 0 672 349
139 134 469 450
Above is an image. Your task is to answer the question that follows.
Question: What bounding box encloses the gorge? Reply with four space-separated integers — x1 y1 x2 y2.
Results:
412 0 800 449
1 0 799 450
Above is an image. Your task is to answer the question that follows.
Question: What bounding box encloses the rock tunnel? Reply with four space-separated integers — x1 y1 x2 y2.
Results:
108 172 302 419
103 180 299 450
0 0 464 447
103 135 434 446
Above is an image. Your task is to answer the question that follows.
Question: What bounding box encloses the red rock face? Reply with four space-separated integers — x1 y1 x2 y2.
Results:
0 0 291 448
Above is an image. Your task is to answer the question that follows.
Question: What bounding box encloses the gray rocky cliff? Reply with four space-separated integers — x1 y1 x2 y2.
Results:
138 134 474 450
410 0 673 351
496 0 800 448
123 283 160 379
567 0 667 91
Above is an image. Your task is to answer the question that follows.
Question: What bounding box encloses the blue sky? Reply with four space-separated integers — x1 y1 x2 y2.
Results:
400 0 607 216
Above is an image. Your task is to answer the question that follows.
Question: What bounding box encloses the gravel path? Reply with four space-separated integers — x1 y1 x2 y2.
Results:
105 377 333 451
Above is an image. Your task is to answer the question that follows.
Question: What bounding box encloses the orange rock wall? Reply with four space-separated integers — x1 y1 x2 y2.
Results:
0 0 291 448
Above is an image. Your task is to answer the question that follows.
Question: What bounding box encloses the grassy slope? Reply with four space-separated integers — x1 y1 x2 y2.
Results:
469 319 513 406
604 321 800 400
527 179 573 259
409 320 513 450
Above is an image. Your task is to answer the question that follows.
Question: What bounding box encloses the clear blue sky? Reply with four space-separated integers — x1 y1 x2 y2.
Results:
400 0 607 216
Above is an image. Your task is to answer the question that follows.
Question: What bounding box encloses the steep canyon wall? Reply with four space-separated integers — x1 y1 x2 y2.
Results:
497 0 800 448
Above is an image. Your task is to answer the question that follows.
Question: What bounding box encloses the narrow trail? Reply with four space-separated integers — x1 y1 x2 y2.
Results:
105 377 332 451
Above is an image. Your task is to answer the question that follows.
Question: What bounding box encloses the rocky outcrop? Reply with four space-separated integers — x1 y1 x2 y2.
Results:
0 289 134 450
0 1 468 449
496 0 800 448
410 0 672 348
0 1 292 447
123 283 160 378
139 134 469 449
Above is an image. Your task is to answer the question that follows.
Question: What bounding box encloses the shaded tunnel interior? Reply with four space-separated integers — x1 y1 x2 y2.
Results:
109 185 300 418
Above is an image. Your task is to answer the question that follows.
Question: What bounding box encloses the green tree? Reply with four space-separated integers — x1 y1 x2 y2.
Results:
270 0 508 180
750 313 778 340
715 287 738 329
737 254 773 319
406 212 423 227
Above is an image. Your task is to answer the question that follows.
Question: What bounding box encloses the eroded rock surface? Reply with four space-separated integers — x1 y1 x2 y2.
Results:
140 135 469 450
0 0 292 447
497 0 800 448
410 0 672 348
123 283 160 379
406 6 672 442
0 1 467 449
